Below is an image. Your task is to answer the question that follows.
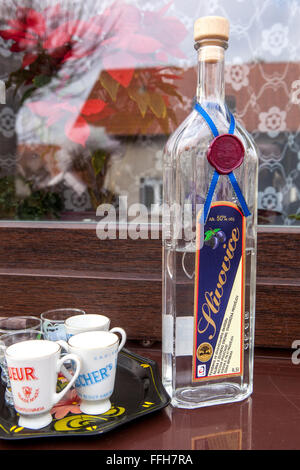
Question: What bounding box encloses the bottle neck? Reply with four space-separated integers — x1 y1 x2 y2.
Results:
196 41 226 109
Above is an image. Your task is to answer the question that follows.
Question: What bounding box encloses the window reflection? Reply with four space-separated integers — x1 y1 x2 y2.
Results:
0 0 299 225
0 0 187 220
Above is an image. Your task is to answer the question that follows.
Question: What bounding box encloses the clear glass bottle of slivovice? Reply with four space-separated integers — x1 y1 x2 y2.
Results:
162 16 258 409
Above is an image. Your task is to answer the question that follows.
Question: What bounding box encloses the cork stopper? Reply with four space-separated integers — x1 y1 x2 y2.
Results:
194 16 229 43
194 16 229 62
0 81 5 104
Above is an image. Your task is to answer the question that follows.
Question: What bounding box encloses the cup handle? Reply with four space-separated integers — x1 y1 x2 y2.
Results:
56 340 69 352
109 327 127 353
56 340 73 382
53 353 81 405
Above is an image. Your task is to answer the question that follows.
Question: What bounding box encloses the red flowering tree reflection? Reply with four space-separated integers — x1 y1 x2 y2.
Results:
0 1 187 215
1 4 102 96
1 1 187 140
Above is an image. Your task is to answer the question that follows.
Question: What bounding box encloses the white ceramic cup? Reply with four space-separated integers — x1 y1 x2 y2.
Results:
5 339 81 430
58 328 126 415
0 329 44 407
65 314 110 339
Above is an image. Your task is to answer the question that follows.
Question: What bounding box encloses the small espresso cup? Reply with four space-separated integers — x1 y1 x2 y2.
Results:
0 329 44 407
58 328 126 415
65 314 110 339
5 339 81 430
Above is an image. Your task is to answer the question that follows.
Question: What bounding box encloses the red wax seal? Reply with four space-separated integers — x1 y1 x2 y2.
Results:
207 134 244 175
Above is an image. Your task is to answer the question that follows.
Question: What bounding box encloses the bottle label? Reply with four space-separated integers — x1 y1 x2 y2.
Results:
192 202 245 382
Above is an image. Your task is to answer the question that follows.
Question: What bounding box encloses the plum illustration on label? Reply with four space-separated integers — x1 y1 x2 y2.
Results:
193 202 245 382
204 228 226 249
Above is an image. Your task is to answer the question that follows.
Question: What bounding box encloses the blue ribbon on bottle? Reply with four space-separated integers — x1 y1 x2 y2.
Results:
194 102 251 224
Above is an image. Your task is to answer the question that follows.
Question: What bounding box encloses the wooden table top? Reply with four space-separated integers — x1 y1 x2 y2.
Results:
0 343 298 451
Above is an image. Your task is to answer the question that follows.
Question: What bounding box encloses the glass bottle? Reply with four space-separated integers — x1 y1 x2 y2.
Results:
162 16 258 409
